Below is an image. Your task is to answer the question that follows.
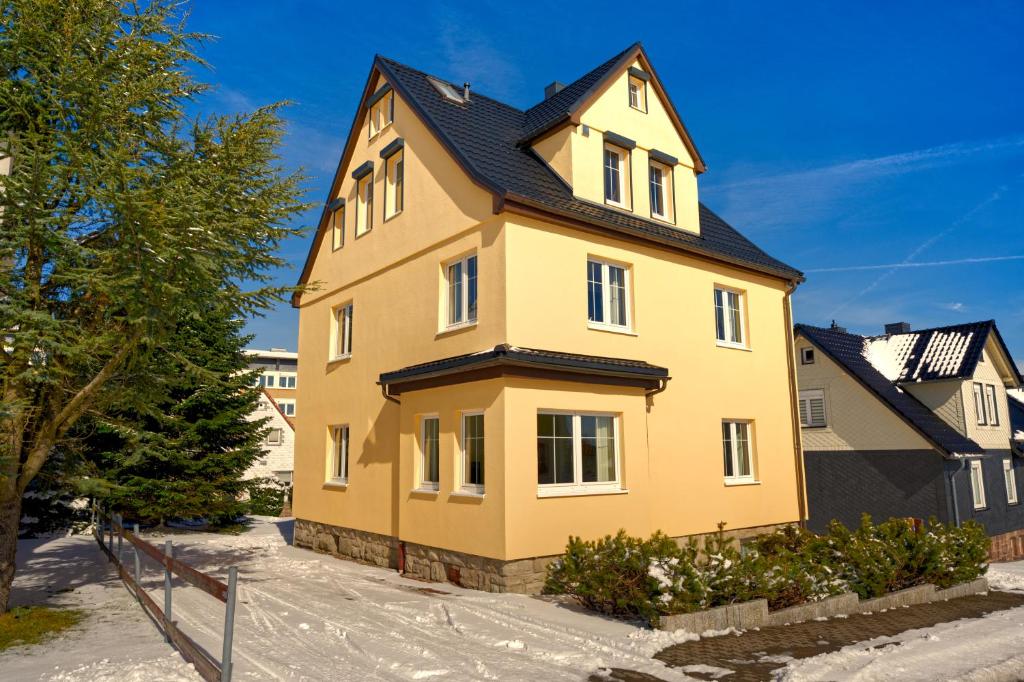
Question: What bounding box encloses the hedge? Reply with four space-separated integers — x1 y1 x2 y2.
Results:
543 515 989 622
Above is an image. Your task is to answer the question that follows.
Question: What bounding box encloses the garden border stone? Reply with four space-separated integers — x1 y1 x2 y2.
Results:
655 577 989 631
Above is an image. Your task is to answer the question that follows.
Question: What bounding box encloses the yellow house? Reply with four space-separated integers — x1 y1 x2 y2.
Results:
291 43 806 593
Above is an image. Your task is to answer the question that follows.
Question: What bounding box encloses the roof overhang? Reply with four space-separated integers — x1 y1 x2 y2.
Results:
379 344 669 396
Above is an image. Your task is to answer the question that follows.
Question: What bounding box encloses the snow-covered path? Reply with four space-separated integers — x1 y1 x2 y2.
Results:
6 519 1024 681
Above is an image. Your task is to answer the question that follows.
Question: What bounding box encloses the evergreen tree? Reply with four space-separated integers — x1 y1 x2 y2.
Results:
0 0 306 613
81 305 268 526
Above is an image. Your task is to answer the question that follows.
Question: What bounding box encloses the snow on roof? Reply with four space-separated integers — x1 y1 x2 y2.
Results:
245 348 298 360
860 323 990 384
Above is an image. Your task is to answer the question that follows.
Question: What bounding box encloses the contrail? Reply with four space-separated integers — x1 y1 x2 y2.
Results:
808 255 1024 273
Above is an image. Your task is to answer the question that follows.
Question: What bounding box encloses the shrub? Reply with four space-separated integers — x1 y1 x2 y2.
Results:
245 478 290 517
545 516 990 620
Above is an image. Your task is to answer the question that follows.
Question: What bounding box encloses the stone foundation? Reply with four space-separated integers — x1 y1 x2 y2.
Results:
293 518 795 595
990 528 1024 562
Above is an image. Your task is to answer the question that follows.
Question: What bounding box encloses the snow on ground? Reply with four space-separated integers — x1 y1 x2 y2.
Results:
7 519 1024 681
988 561 1024 593
4 518 699 681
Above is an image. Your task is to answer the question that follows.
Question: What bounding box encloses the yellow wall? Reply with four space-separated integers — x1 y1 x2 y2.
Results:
532 126 573 187
559 60 700 233
962 342 1014 449
795 336 933 451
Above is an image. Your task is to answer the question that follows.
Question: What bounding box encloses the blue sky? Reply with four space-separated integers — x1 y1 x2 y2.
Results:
185 1 1024 362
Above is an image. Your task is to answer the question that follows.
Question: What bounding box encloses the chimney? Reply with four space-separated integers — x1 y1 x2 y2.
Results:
830 320 847 334
885 322 911 335
544 81 565 99
463 82 470 101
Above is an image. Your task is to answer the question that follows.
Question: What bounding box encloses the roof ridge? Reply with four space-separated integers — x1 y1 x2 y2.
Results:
864 320 994 339
376 55 526 115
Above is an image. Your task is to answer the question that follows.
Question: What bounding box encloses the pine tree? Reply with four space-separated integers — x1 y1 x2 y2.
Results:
0 0 306 613
80 305 268 526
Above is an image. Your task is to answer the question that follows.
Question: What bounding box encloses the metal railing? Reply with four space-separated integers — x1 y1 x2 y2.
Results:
92 505 239 682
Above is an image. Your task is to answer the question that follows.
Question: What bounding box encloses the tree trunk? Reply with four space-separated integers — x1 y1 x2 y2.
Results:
0 490 22 615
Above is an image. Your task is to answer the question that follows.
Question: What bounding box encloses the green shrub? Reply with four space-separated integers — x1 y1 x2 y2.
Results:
245 477 289 517
545 516 990 620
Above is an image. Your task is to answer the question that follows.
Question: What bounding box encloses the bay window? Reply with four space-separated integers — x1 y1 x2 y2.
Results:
537 412 619 495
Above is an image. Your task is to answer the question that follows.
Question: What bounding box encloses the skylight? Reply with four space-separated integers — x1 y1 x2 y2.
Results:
428 77 465 104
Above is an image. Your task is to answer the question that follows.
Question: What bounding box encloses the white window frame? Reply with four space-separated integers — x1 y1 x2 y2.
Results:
460 411 485 495
970 459 986 509
714 286 747 349
329 424 349 484
973 382 987 425
331 204 345 250
603 143 628 208
628 76 647 112
277 399 296 417
1004 458 1018 505
444 254 478 329
333 302 353 360
985 384 1000 426
419 415 440 492
536 411 622 497
587 258 632 332
648 160 672 222
266 428 283 445
384 149 404 220
800 347 815 364
356 174 373 236
723 420 756 485
261 371 296 390
368 90 394 139
798 389 827 428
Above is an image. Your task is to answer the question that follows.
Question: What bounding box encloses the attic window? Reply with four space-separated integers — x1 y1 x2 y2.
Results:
628 76 647 112
801 347 815 364
428 77 465 104
368 88 394 139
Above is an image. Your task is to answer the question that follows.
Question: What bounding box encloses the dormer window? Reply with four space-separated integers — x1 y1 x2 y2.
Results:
648 160 673 222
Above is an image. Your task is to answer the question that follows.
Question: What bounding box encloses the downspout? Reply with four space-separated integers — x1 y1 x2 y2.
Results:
783 281 808 527
379 381 400 405
948 457 968 527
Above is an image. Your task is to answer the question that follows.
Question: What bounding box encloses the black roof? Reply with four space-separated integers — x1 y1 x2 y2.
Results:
796 324 985 456
380 344 668 386
1009 391 1024 443
864 321 1016 384
373 49 802 282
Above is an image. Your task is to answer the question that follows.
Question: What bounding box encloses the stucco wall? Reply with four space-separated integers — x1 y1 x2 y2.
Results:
794 337 932 451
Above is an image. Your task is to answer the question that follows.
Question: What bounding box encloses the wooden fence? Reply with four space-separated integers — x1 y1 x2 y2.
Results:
92 506 239 682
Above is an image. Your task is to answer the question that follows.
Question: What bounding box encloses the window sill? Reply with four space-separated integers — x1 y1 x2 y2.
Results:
436 321 477 338
724 479 761 487
354 228 372 240
537 487 628 499
650 213 675 225
587 322 636 336
411 487 439 497
383 209 403 224
603 199 631 212
449 489 484 499
327 354 352 367
716 341 751 352
323 480 348 490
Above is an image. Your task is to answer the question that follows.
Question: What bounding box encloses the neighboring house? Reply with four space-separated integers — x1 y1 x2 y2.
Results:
1009 389 1024 447
245 348 298 418
794 321 1024 559
244 388 296 485
291 43 806 593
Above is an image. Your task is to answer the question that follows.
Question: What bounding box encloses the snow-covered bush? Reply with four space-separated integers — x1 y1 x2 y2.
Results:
545 517 990 621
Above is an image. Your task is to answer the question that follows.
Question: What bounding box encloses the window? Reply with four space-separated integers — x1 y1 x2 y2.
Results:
267 428 283 445
801 347 815 364
603 144 628 207
537 412 619 495
798 390 827 428
985 384 1000 426
385 150 404 219
333 303 353 359
648 161 672 222
628 76 647 112
714 287 746 347
970 459 986 509
587 259 630 330
973 382 987 425
420 416 439 491
330 425 349 483
461 412 484 493
369 90 394 138
331 204 345 250
277 400 295 417
1005 458 1018 505
258 374 275 388
722 420 755 483
445 255 478 328
279 374 296 389
356 175 373 236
